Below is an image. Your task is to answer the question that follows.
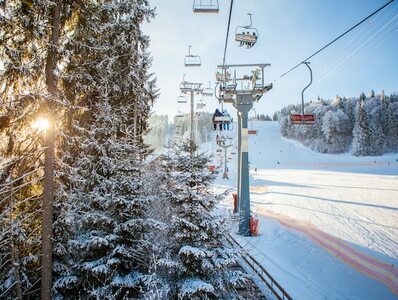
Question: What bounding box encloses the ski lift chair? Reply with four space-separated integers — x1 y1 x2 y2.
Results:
214 115 233 131
184 46 201 67
290 114 315 125
203 82 213 97
203 88 213 97
193 0 219 13
197 101 206 110
235 14 259 49
290 62 315 125
177 95 188 104
176 111 184 118
216 67 231 83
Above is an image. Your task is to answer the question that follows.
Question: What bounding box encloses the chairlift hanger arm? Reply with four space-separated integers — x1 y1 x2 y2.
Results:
301 62 312 115
247 13 253 28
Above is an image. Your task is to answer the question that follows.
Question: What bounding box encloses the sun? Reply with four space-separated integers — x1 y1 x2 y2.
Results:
32 117 50 131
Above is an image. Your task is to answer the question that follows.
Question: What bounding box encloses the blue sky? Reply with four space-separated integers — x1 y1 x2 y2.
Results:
144 0 398 120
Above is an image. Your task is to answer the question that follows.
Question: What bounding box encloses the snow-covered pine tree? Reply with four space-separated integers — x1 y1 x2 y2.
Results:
379 90 389 137
360 92 366 102
53 1 158 298
0 1 77 297
352 100 371 156
369 120 383 156
54 99 157 299
385 99 398 152
153 140 248 300
321 110 351 153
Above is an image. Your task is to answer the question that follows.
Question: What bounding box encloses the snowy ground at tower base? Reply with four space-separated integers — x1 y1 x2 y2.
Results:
210 121 398 300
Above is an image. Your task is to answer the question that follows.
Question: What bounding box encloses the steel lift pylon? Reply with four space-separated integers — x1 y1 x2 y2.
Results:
216 63 272 235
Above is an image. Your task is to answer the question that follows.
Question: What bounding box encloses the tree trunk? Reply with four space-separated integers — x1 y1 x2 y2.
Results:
41 1 61 299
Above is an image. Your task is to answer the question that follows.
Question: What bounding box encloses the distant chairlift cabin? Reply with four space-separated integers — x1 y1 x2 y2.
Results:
177 95 188 104
235 13 259 49
197 101 206 110
192 0 219 13
202 81 214 97
184 46 201 67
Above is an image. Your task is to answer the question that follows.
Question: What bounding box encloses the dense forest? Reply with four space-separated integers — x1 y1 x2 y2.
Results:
278 91 398 156
0 1 245 299
144 113 214 152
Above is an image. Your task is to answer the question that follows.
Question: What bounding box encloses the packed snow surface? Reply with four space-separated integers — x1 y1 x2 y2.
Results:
211 121 398 300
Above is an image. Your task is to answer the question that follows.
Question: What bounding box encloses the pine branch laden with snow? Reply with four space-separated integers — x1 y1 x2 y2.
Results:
146 140 249 299
279 92 398 155
0 0 68 297
1 0 157 299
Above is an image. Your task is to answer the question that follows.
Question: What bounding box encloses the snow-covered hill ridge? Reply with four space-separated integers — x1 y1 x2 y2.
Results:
279 92 398 156
250 121 398 175
212 121 398 299
241 121 397 257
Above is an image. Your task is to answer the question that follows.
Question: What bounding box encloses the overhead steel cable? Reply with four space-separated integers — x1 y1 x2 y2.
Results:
314 13 398 86
222 0 234 67
314 4 398 84
279 0 395 79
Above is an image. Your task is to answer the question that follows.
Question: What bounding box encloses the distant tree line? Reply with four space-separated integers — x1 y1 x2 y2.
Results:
144 115 171 152
174 112 214 144
249 114 273 121
278 90 398 156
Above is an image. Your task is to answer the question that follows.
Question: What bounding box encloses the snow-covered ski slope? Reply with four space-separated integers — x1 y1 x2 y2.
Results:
211 121 398 300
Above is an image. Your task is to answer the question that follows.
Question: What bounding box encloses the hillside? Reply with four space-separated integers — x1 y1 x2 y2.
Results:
212 121 398 299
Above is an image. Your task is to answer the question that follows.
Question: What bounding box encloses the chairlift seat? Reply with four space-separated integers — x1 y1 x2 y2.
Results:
221 93 235 102
203 89 213 97
235 14 259 48
193 0 219 13
184 55 201 67
193 6 219 13
225 84 237 93
197 102 206 109
290 114 315 125
235 33 257 44
216 72 231 82
177 96 188 103
214 116 232 123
